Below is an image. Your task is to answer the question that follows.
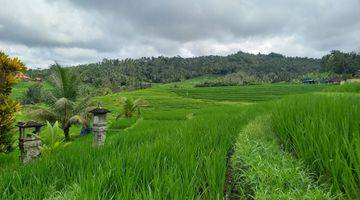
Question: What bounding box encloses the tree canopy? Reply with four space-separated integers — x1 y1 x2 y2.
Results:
27 51 321 90
321 50 360 75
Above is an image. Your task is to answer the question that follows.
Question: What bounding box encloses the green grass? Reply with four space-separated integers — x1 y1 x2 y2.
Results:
10 81 33 100
271 93 360 198
230 116 333 199
324 82 360 93
2 80 357 199
173 84 329 102
109 117 138 130
11 80 53 101
0 84 267 199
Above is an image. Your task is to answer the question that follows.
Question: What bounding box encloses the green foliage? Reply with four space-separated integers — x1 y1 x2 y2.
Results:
31 65 94 140
28 51 321 90
116 97 149 118
10 81 33 100
21 83 43 104
48 63 79 100
195 71 263 87
272 94 360 198
0 51 25 152
300 72 333 82
321 50 360 75
78 84 112 97
40 121 69 155
31 97 93 140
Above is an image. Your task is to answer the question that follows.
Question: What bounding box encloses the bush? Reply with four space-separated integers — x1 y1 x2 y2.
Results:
40 121 69 155
0 52 26 152
22 83 43 104
78 84 112 97
195 71 263 87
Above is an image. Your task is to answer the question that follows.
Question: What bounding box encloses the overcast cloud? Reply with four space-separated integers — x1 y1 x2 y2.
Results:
0 0 359 68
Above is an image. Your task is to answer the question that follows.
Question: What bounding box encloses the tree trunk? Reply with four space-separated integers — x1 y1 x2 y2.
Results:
63 127 70 141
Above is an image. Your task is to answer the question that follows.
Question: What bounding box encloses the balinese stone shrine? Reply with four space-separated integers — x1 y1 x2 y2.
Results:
17 121 44 163
89 107 110 146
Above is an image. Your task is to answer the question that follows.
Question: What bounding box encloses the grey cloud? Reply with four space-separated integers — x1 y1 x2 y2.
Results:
0 0 359 68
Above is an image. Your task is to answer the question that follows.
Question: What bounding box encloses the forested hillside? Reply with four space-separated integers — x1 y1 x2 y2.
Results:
27 51 320 90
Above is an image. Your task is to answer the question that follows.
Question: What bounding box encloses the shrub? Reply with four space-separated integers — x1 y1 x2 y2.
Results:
195 71 263 87
22 83 43 104
0 52 26 152
40 121 69 155
116 97 149 118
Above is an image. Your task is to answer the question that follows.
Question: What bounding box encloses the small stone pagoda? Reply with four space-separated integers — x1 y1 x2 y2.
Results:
89 107 110 146
16 121 44 163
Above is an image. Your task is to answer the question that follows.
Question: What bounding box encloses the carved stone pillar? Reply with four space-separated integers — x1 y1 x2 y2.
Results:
89 107 110 146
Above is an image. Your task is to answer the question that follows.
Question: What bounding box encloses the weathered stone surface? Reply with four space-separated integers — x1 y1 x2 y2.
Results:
92 113 107 146
19 137 42 163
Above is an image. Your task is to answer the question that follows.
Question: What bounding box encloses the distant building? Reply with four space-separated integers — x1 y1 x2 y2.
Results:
328 78 342 85
34 77 43 82
15 72 30 80
341 78 360 85
303 79 316 84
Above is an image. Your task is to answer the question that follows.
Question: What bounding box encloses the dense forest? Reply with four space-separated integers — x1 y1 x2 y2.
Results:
27 51 321 90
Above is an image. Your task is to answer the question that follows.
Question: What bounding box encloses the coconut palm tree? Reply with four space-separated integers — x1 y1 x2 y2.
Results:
31 64 94 141
116 97 149 119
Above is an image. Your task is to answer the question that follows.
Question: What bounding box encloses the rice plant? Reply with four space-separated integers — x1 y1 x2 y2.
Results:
271 93 360 198
324 82 360 93
173 84 328 102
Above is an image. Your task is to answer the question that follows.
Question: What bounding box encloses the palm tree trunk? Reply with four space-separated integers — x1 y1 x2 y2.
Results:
63 127 70 141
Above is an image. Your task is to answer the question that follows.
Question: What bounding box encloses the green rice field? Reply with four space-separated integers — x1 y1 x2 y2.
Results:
1 81 359 199
172 84 329 102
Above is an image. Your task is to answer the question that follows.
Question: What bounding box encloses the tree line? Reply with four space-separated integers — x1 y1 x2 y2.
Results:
321 50 360 75
27 51 321 90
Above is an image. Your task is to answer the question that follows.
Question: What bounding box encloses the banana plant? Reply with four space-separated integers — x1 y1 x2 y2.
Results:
40 121 70 155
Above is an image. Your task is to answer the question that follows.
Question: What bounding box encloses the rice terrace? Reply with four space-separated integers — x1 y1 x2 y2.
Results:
1 1 360 199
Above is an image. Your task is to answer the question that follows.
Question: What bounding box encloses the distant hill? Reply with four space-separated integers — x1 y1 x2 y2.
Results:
27 51 320 90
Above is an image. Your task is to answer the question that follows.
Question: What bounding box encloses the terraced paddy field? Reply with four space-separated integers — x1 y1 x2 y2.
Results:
172 84 329 102
1 81 359 199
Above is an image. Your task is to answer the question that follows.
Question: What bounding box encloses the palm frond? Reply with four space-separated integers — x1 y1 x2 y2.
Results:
65 115 87 129
133 98 149 107
30 108 57 123
54 97 74 113
118 96 127 104
48 64 79 100
74 97 96 115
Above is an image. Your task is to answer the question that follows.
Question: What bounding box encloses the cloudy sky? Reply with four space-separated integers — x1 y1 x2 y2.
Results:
0 0 359 68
